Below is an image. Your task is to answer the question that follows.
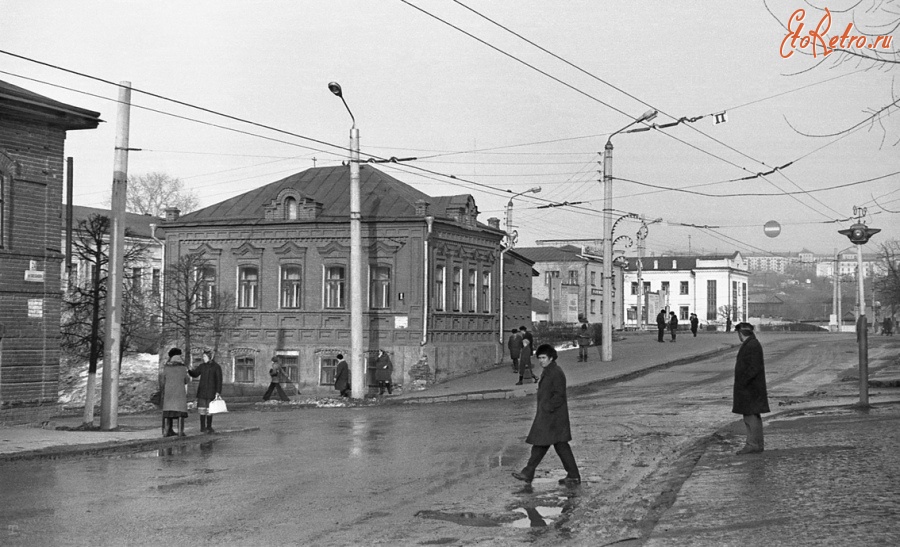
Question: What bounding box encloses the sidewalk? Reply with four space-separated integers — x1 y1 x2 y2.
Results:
0 330 739 459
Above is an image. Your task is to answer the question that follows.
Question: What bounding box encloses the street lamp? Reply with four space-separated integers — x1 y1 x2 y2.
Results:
601 109 657 362
329 82 364 399
505 186 542 247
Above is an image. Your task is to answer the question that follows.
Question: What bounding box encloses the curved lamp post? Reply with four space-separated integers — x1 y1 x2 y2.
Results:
505 186 541 248
601 109 657 362
329 82 364 399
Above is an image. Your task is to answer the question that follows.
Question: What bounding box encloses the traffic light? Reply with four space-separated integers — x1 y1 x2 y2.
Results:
838 223 880 245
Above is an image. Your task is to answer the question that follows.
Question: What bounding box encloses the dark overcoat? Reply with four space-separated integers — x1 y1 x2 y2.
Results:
508 334 523 359
161 358 190 413
188 360 223 400
525 361 572 446
732 335 770 415
334 359 350 392
374 353 393 382
656 312 667 329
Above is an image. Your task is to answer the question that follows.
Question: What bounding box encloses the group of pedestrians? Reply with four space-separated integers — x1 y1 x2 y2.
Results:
656 310 702 342
507 326 538 385
332 349 394 397
160 347 223 437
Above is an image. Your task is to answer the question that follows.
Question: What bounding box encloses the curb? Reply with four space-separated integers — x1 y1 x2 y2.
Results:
0 426 260 462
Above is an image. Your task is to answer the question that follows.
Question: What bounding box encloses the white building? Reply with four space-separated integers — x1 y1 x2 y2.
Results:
814 251 882 279
623 252 750 329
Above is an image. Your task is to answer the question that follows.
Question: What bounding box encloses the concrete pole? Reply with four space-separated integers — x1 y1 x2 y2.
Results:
349 127 365 399
601 141 613 361
832 251 838 333
856 244 868 406
636 223 645 330
100 82 131 430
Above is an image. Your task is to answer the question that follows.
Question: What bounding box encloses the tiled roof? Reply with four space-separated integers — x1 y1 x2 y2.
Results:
173 165 495 230
0 79 101 130
69 205 163 239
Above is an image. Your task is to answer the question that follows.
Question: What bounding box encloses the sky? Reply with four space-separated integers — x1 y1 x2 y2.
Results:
4 1 899 257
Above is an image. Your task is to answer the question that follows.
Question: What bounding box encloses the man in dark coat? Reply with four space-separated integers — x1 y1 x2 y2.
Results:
519 326 534 357
656 310 667 342
668 311 678 342
188 350 223 433
732 322 770 454
263 356 291 402
508 329 523 373
374 349 394 395
512 344 581 486
333 354 351 398
690 313 699 337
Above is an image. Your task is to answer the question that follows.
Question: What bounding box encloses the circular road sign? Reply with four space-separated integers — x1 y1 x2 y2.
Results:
764 220 781 238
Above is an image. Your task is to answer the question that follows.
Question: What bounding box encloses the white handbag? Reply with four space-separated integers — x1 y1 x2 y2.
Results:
208 395 228 414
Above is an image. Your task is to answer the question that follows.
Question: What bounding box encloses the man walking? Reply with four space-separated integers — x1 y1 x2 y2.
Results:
263 356 291 402
656 310 667 343
508 328 523 373
575 323 591 362
690 313 699 337
733 322 770 455
512 344 581 486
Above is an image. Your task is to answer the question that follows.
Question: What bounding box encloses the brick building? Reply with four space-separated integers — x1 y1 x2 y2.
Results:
159 165 517 393
0 80 100 423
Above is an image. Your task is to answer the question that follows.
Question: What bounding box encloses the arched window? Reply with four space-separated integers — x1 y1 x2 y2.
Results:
238 266 259 308
285 196 298 220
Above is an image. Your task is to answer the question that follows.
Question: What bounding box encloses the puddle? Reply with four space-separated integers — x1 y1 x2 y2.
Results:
106 439 220 459
507 506 563 528
415 510 500 527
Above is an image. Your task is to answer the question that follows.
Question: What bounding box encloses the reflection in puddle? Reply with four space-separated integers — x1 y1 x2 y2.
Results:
508 506 563 528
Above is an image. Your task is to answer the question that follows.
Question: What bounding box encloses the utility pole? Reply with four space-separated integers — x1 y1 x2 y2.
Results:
101 82 131 430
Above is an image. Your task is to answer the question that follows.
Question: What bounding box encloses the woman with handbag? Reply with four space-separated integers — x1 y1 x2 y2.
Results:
189 350 223 434
161 348 190 437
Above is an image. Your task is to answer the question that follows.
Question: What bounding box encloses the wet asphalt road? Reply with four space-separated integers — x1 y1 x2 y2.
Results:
1 335 897 546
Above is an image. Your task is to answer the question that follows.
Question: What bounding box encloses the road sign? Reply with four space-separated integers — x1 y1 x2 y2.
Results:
764 220 781 238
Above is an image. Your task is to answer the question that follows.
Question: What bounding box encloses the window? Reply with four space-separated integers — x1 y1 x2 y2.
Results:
198 266 217 309
544 270 560 285
590 271 596 286
568 270 579 284
320 356 337 385
467 269 477 312
130 267 143 293
0 172 5 248
452 267 462 312
627 306 636 321
152 268 160 297
369 265 391 309
680 281 689 295
680 306 689 320
732 281 739 320
238 266 258 308
743 282 748 322
434 265 446 311
279 354 299 382
281 265 302 308
707 279 717 320
235 356 255 383
285 197 298 220
643 281 650 293
481 270 491 313
324 265 346 309
631 282 638 295
590 299 596 314
661 281 670 294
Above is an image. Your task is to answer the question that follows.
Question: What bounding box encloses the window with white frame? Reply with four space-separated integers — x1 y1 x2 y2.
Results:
198 265 217 309
280 265 302 308
467 269 477 312
434 265 446 311
324 265 346 309
320 356 337 385
238 266 259 308
234 355 255 383
369 265 391 309
680 281 689 295
680 306 689 320
452 267 462 312
481 269 491 313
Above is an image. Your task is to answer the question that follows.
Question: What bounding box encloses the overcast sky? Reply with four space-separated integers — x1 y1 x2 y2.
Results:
4 1 898 257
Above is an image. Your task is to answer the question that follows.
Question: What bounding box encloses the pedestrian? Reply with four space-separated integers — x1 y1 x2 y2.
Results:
519 325 534 356
656 310 667 343
263 356 291 402
516 337 537 385
690 313 699 337
726 317 732 332
512 343 581 486
575 323 591 362
375 349 394 395
160 347 190 437
732 322 770 455
508 328 523 373
883 316 893 336
334 353 351 398
188 349 223 434
668 311 678 342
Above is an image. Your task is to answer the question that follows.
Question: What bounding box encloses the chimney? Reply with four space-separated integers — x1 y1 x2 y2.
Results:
414 199 431 217
487 217 500 229
165 207 181 222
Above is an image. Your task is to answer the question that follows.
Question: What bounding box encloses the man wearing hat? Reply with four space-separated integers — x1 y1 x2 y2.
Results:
732 322 770 454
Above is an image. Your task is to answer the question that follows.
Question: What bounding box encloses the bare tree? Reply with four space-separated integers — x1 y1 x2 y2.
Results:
126 172 199 217
874 239 900 319
61 214 148 425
